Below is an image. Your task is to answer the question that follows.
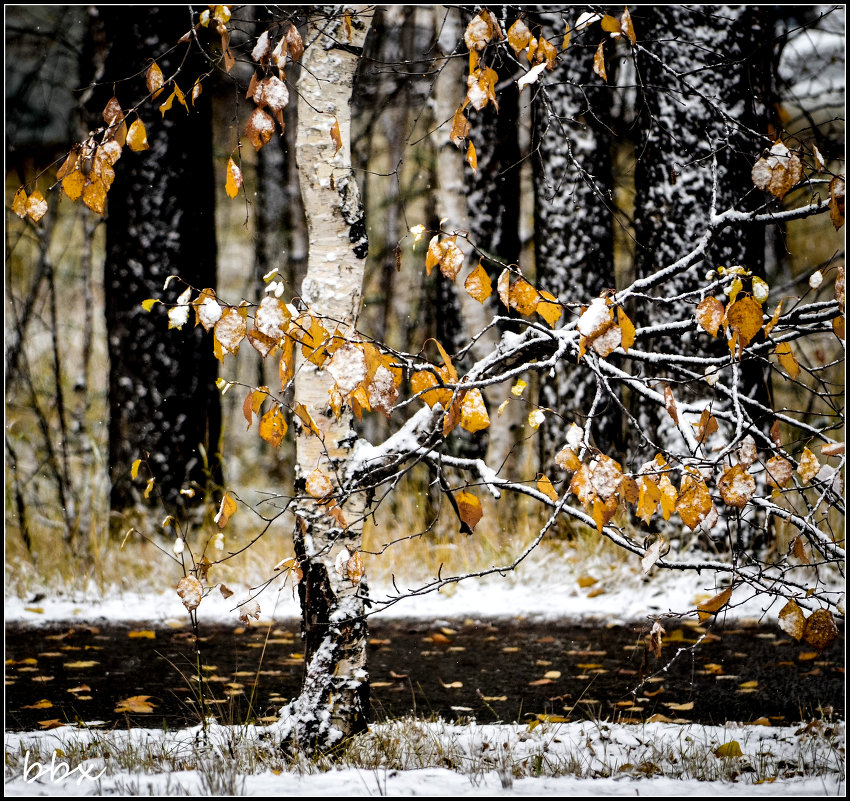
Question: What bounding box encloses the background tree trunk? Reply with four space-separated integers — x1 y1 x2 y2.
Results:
532 12 620 464
87 6 222 521
285 6 374 753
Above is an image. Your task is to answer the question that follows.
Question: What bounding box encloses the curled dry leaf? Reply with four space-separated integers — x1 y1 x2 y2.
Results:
245 107 276 151
663 385 679 425
696 586 732 622
802 609 838 652
237 597 261 624
828 176 844 230
176 575 203 611
751 141 803 200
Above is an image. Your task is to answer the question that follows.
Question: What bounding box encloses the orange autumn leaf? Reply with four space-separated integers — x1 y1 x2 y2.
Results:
456 490 483 531
259 404 288 447
215 492 237 529
225 157 243 198
464 263 492 303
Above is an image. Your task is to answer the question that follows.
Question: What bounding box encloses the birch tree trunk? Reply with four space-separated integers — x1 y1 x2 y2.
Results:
284 5 374 753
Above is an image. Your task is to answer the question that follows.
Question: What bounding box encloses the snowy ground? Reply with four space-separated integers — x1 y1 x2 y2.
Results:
5 562 846 796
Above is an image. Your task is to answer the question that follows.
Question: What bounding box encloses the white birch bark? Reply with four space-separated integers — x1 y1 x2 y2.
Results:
284 5 374 752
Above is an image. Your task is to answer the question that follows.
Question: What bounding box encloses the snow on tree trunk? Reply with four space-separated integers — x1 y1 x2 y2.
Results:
631 6 774 464
283 6 374 753
532 12 619 462
87 6 222 518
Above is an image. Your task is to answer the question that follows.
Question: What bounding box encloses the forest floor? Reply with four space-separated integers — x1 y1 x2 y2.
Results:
4 552 846 796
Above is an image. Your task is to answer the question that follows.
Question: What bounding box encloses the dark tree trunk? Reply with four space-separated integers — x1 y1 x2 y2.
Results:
630 6 776 466
532 12 620 462
86 6 222 519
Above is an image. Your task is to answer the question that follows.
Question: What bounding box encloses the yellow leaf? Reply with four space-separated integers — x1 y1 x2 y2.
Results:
146 61 164 98
144 478 155 499
797 447 820 482
293 402 322 439
466 140 477 172
128 630 156 639
636 476 660 524
695 297 725 337
618 307 635 351
510 278 540 315
214 307 247 359
562 20 571 50
763 300 783 338
215 491 238 529
225 157 242 198
765 455 793 488
460 388 490 433
456 490 483 532
130 458 142 480
26 190 48 222
658 475 678 521
593 41 607 81
115 695 156 714
507 18 532 56
695 408 718 445
726 295 763 352
61 170 86 202
330 119 342 156
777 599 805 641
464 263 492 303
12 187 28 218
714 741 743 759
22 699 54 710
450 106 469 147
600 14 620 33
536 474 559 502
621 7 636 44
696 587 732 622
677 471 712 530
64 660 99 669
775 341 800 378
537 290 562 327
718 464 756 508
751 140 803 200
126 119 149 151
306 468 334 500
555 445 581 473
259 404 288 448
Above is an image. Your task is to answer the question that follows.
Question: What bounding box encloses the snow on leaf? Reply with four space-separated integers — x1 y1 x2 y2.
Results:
555 445 581 472
507 19 532 56
765 455 793 488
802 609 838 652
225 157 243 198
658 475 678 521
367 364 399 418
752 276 770 303
569 463 595 508
775 341 800 378
286 23 304 63
577 297 613 338
245 107 276 151
146 61 165 98
456 491 483 532
737 435 758 467
464 9 499 51
464 263 492 303
259 404 287 448
306 468 334 501
590 324 621 357
778 599 805 640
237 597 260 624
575 11 602 31
253 76 289 126
510 278 540 315
696 587 732 622
328 343 368 397
642 536 667 573
115 695 156 714
127 119 149 151
460 388 490 433
797 447 820 482
255 296 291 341
346 551 365 584
25 191 48 222
214 307 246 359
621 7 636 44
215 492 237 529
593 42 607 82
718 464 755 508
528 409 546 429
696 297 725 337
536 474 559 502
252 30 271 63
176 576 203 611
517 61 548 92
590 456 622 500
751 141 803 200
829 176 845 229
